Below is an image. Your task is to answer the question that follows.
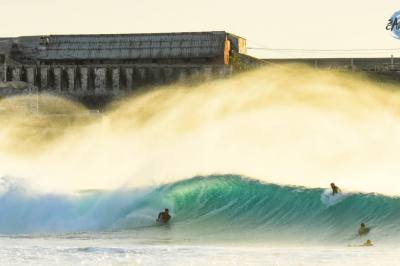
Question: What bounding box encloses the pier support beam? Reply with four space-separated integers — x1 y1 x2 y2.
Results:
94 68 106 95
203 67 213 81
150 68 162 85
137 68 147 84
12 67 21 81
163 68 174 83
79 67 89 92
53 67 62 92
40 67 48 90
112 68 120 93
26 67 36 86
66 67 75 92
124 68 133 91
0 54 5 82
178 68 188 81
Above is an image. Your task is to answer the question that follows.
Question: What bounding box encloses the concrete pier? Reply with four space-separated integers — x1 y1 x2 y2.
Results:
112 68 120 92
5 64 233 94
79 67 89 92
124 68 134 91
66 67 75 92
94 68 106 95
12 67 21 81
0 32 260 108
26 67 36 85
53 67 62 92
40 67 48 90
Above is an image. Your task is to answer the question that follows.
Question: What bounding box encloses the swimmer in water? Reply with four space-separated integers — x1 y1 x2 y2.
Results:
330 183 340 195
157 208 171 224
358 223 370 236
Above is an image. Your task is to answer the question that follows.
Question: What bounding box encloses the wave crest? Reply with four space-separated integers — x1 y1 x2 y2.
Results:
0 175 399 244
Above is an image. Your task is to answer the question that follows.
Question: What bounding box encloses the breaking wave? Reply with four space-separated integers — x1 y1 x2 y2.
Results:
1 175 399 244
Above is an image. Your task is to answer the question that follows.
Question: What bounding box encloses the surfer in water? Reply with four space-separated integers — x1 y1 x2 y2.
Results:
358 223 370 236
157 208 171 224
330 183 340 195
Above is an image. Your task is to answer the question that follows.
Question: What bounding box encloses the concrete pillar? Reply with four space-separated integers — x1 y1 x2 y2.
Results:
40 67 48 90
12 67 21 81
150 68 162 84
178 68 188 81
137 68 147 82
124 68 133 91
66 67 75 92
203 67 213 81
79 67 89 92
163 68 174 83
94 67 106 95
53 67 62 92
0 67 4 83
112 68 120 92
26 67 36 86
0 54 5 82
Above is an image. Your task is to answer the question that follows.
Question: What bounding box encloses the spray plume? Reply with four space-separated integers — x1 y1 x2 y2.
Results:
0 65 400 195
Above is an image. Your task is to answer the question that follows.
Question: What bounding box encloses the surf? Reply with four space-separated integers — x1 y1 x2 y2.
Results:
1 175 399 245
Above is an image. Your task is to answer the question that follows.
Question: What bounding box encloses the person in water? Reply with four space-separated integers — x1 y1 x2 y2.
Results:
358 223 370 236
330 183 340 195
157 208 171 224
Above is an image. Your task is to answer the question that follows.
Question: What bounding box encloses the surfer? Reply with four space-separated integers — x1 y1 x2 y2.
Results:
157 208 171 224
330 183 340 195
358 223 370 236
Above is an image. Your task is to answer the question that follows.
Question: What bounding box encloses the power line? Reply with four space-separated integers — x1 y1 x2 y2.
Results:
248 47 400 52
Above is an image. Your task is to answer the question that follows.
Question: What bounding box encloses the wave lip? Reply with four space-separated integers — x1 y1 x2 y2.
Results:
0 175 399 244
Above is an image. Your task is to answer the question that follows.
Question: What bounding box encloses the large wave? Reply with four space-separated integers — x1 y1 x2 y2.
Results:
1 175 399 244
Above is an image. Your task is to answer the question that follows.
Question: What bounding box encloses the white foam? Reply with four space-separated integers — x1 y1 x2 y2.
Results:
320 189 347 207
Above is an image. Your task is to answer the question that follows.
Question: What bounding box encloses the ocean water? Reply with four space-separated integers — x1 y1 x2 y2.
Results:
1 238 400 266
1 175 400 265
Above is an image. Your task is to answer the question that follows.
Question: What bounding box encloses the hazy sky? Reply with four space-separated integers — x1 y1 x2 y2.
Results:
0 0 399 58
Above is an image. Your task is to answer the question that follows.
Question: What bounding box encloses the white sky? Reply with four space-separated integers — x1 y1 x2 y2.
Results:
0 0 399 58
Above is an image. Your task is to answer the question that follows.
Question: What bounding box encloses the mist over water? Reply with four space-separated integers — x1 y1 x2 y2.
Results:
1 65 400 195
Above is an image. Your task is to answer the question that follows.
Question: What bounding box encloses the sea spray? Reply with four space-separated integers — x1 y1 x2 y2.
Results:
1 65 400 194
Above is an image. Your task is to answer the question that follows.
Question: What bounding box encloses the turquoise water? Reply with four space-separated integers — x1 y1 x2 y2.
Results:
1 175 399 245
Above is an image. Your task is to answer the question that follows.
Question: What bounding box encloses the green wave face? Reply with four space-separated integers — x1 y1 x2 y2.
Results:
1 175 399 244
160 175 400 243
